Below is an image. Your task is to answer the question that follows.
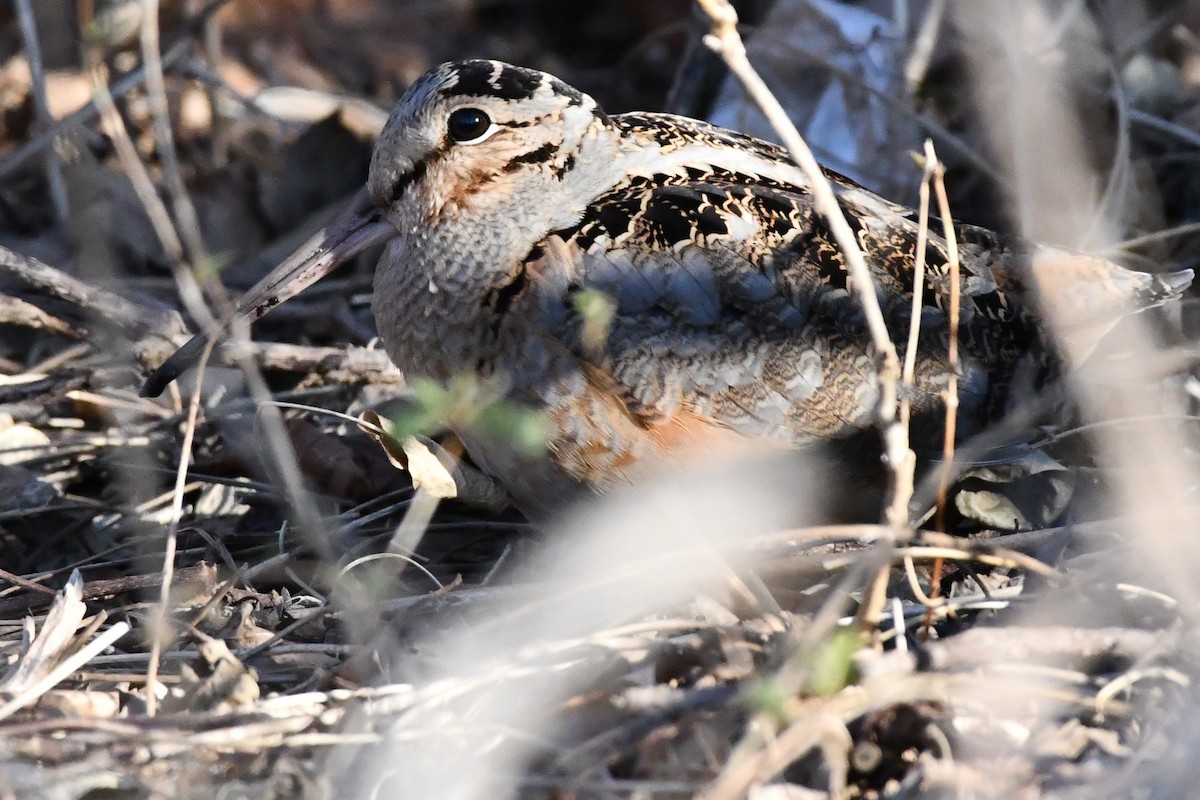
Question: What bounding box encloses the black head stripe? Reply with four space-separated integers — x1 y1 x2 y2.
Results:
446 61 545 102
382 157 429 205
503 142 558 173
548 78 585 106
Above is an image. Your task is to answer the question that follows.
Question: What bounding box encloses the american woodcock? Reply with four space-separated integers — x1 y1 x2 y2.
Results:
143 60 1193 518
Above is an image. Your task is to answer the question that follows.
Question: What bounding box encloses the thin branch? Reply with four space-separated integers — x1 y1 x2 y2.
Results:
13 0 69 223
89 67 185 266
0 244 183 340
144 335 215 717
87 59 218 337
1129 106 1200 150
923 142 961 618
140 0 210 266
1107 220 1200 253
904 0 947 92
695 0 914 642
931 145 961 533
901 143 939 415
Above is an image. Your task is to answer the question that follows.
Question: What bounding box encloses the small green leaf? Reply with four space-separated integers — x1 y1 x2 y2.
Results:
390 376 550 455
477 403 551 455
195 253 232 284
746 678 792 726
806 627 861 698
572 288 616 354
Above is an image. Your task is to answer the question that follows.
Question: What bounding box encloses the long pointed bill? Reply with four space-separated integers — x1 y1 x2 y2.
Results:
141 189 398 397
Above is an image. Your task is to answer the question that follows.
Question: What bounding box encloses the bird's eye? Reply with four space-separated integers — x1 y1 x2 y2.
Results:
447 108 495 144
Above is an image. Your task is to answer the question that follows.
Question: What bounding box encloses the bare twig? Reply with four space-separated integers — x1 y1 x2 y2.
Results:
85 37 217 335
219 341 402 385
901 142 939 419
1129 107 1200 150
1107 220 1200 253
902 553 946 608
927 142 961 609
694 2 913 635
88 70 184 266
140 0 209 266
929 151 961 472
0 244 183 340
0 295 82 338
144 333 215 717
13 0 69 223
903 142 945 624
192 0 228 167
904 0 947 92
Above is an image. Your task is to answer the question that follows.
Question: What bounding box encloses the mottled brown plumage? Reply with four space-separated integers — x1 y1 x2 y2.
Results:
144 60 1192 518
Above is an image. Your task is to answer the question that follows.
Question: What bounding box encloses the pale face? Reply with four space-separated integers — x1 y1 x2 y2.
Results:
140 60 624 396
367 60 609 224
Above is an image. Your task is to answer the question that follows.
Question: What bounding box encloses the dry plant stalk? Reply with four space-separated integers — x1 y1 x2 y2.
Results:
926 141 962 613
900 143 938 420
930 146 961 532
143 335 215 716
82 3 207 716
140 0 208 267
695 0 915 639
83 0 339 713
13 0 68 222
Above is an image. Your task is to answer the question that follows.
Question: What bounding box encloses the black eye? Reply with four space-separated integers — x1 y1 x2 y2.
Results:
447 108 493 143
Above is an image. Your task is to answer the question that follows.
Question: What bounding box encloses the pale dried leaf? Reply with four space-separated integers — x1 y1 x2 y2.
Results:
402 435 458 499
0 420 51 466
36 689 121 719
2 571 87 692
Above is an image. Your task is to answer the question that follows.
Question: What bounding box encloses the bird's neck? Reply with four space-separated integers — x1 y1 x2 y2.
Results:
371 125 631 382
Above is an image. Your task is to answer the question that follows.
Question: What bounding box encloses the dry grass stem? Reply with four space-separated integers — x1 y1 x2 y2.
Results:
926 141 961 610
88 66 186 268
144 335 215 716
696 0 915 640
139 0 209 267
13 0 68 222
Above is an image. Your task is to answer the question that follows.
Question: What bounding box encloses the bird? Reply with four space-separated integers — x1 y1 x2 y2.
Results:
142 59 1193 520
